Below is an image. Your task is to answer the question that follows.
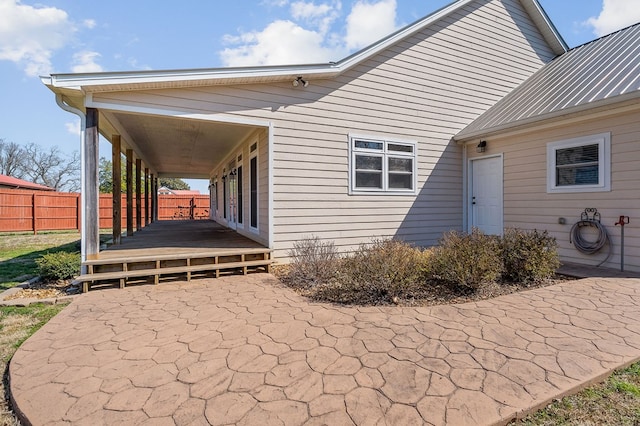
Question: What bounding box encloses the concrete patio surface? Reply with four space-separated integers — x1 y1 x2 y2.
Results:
9 274 640 425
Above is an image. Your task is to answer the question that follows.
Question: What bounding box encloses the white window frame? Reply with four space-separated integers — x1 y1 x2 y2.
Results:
348 134 417 195
546 133 611 193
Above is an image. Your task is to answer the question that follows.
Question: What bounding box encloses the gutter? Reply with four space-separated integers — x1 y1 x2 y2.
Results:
55 94 88 274
455 92 640 142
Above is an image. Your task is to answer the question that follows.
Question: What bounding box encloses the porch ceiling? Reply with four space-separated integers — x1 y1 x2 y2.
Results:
107 111 257 179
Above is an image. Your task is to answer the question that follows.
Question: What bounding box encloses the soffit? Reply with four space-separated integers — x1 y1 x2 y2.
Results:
108 112 256 179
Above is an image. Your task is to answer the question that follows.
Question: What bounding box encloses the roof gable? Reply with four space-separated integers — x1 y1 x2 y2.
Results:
456 22 640 140
42 0 566 94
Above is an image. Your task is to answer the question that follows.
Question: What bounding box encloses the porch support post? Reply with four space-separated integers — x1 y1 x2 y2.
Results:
112 135 122 244
83 107 100 261
150 174 155 223
154 176 159 221
126 149 134 236
136 158 142 231
144 167 150 226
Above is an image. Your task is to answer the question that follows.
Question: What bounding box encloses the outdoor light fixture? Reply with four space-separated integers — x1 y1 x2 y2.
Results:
293 76 309 87
476 140 487 153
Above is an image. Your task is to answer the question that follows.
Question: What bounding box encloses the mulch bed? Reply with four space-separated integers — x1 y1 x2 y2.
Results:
2 279 80 301
273 265 575 307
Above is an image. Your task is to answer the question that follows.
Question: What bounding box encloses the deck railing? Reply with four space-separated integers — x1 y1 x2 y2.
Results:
0 189 210 233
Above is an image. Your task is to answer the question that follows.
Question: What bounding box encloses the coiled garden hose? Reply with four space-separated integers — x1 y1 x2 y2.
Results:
569 219 612 266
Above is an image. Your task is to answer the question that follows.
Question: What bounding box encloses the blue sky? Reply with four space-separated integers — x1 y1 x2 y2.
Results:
1 0 639 192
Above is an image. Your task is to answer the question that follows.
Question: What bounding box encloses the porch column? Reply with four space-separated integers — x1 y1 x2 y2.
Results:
154 176 159 221
112 135 122 244
136 158 142 231
150 174 155 223
144 167 150 226
126 149 133 236
83 107 100 261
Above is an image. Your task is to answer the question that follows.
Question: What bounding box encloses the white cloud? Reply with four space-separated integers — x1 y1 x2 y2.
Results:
220 20 343 66
345 0 398 50
65 120 80 136
82 19 96 29
71 50 103 73
585 0 640 37
291 1 341 34
220 0 398 67
261 0 290 7
0 0 74 76
291 1 334 20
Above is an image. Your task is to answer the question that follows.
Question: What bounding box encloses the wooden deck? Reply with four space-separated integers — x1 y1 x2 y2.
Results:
77 220 272 292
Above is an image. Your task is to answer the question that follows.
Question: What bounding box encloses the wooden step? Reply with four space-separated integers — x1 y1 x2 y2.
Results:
82 247 271 266
76 248 273 292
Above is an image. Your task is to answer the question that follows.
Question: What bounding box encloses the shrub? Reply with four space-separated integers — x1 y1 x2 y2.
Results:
501 228 559 284
428 229 503 290
286 236 340 287
315 238 429 304
36 251 80 281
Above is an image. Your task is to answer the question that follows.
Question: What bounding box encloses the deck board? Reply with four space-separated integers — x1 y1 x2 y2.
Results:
79 220 271 291
98 220 266 260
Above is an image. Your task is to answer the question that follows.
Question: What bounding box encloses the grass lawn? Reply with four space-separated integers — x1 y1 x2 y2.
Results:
513 362 640 425
1 303 67 426
0 232 81 291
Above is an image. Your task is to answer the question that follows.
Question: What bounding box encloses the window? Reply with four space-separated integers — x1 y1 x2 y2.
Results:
237 165 243 226
222 170 227 219
250 144 258 230
349 136 417 194
547 133 610 193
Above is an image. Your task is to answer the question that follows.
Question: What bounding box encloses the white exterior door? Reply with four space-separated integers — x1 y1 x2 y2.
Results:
226 169 238 230
471 156 503 235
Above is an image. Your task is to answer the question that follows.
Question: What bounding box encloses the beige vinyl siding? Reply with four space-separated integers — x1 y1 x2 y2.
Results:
92 0 555 259
467 107 640 272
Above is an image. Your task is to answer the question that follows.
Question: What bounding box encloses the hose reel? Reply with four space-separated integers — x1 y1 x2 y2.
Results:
570 208 612 267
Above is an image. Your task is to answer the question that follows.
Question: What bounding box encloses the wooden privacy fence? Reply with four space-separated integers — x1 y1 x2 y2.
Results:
0 189 210 233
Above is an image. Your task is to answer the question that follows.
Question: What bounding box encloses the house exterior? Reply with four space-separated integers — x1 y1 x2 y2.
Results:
456 22 640 272
0 174 55 191
158 187 201 196
43 0 639 273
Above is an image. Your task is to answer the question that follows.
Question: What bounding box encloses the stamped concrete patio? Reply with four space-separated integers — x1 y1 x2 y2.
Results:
9 275 640 425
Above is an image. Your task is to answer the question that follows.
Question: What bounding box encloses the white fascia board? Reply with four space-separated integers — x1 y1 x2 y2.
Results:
455 91 640 142
46 0 480 91
44 0 566 92
335 0 477 70
47 63 340 89
521 0 568 55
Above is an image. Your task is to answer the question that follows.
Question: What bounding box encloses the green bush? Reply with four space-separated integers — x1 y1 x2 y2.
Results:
428 229 503 290
36 252 80 281
287 236 340 287
501 228 559 284
314 238 429 304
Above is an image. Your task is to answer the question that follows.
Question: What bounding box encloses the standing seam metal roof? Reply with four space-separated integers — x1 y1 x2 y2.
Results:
455 22 640 140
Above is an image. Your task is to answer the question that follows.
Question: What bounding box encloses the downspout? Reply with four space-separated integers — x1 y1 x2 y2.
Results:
268 123 274 251
461 142 468 233
55 94 88 274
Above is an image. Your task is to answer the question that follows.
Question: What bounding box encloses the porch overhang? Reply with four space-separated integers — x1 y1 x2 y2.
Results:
46 85 273 268
48 89 266 180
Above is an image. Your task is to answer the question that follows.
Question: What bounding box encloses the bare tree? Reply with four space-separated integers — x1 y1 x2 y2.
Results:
22 143 81 192
0 138 26 178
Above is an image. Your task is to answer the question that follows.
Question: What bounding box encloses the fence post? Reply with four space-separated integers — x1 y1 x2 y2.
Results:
32 193 37 235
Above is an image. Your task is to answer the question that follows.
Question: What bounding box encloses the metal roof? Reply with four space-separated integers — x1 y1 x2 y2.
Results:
456 22 640 140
